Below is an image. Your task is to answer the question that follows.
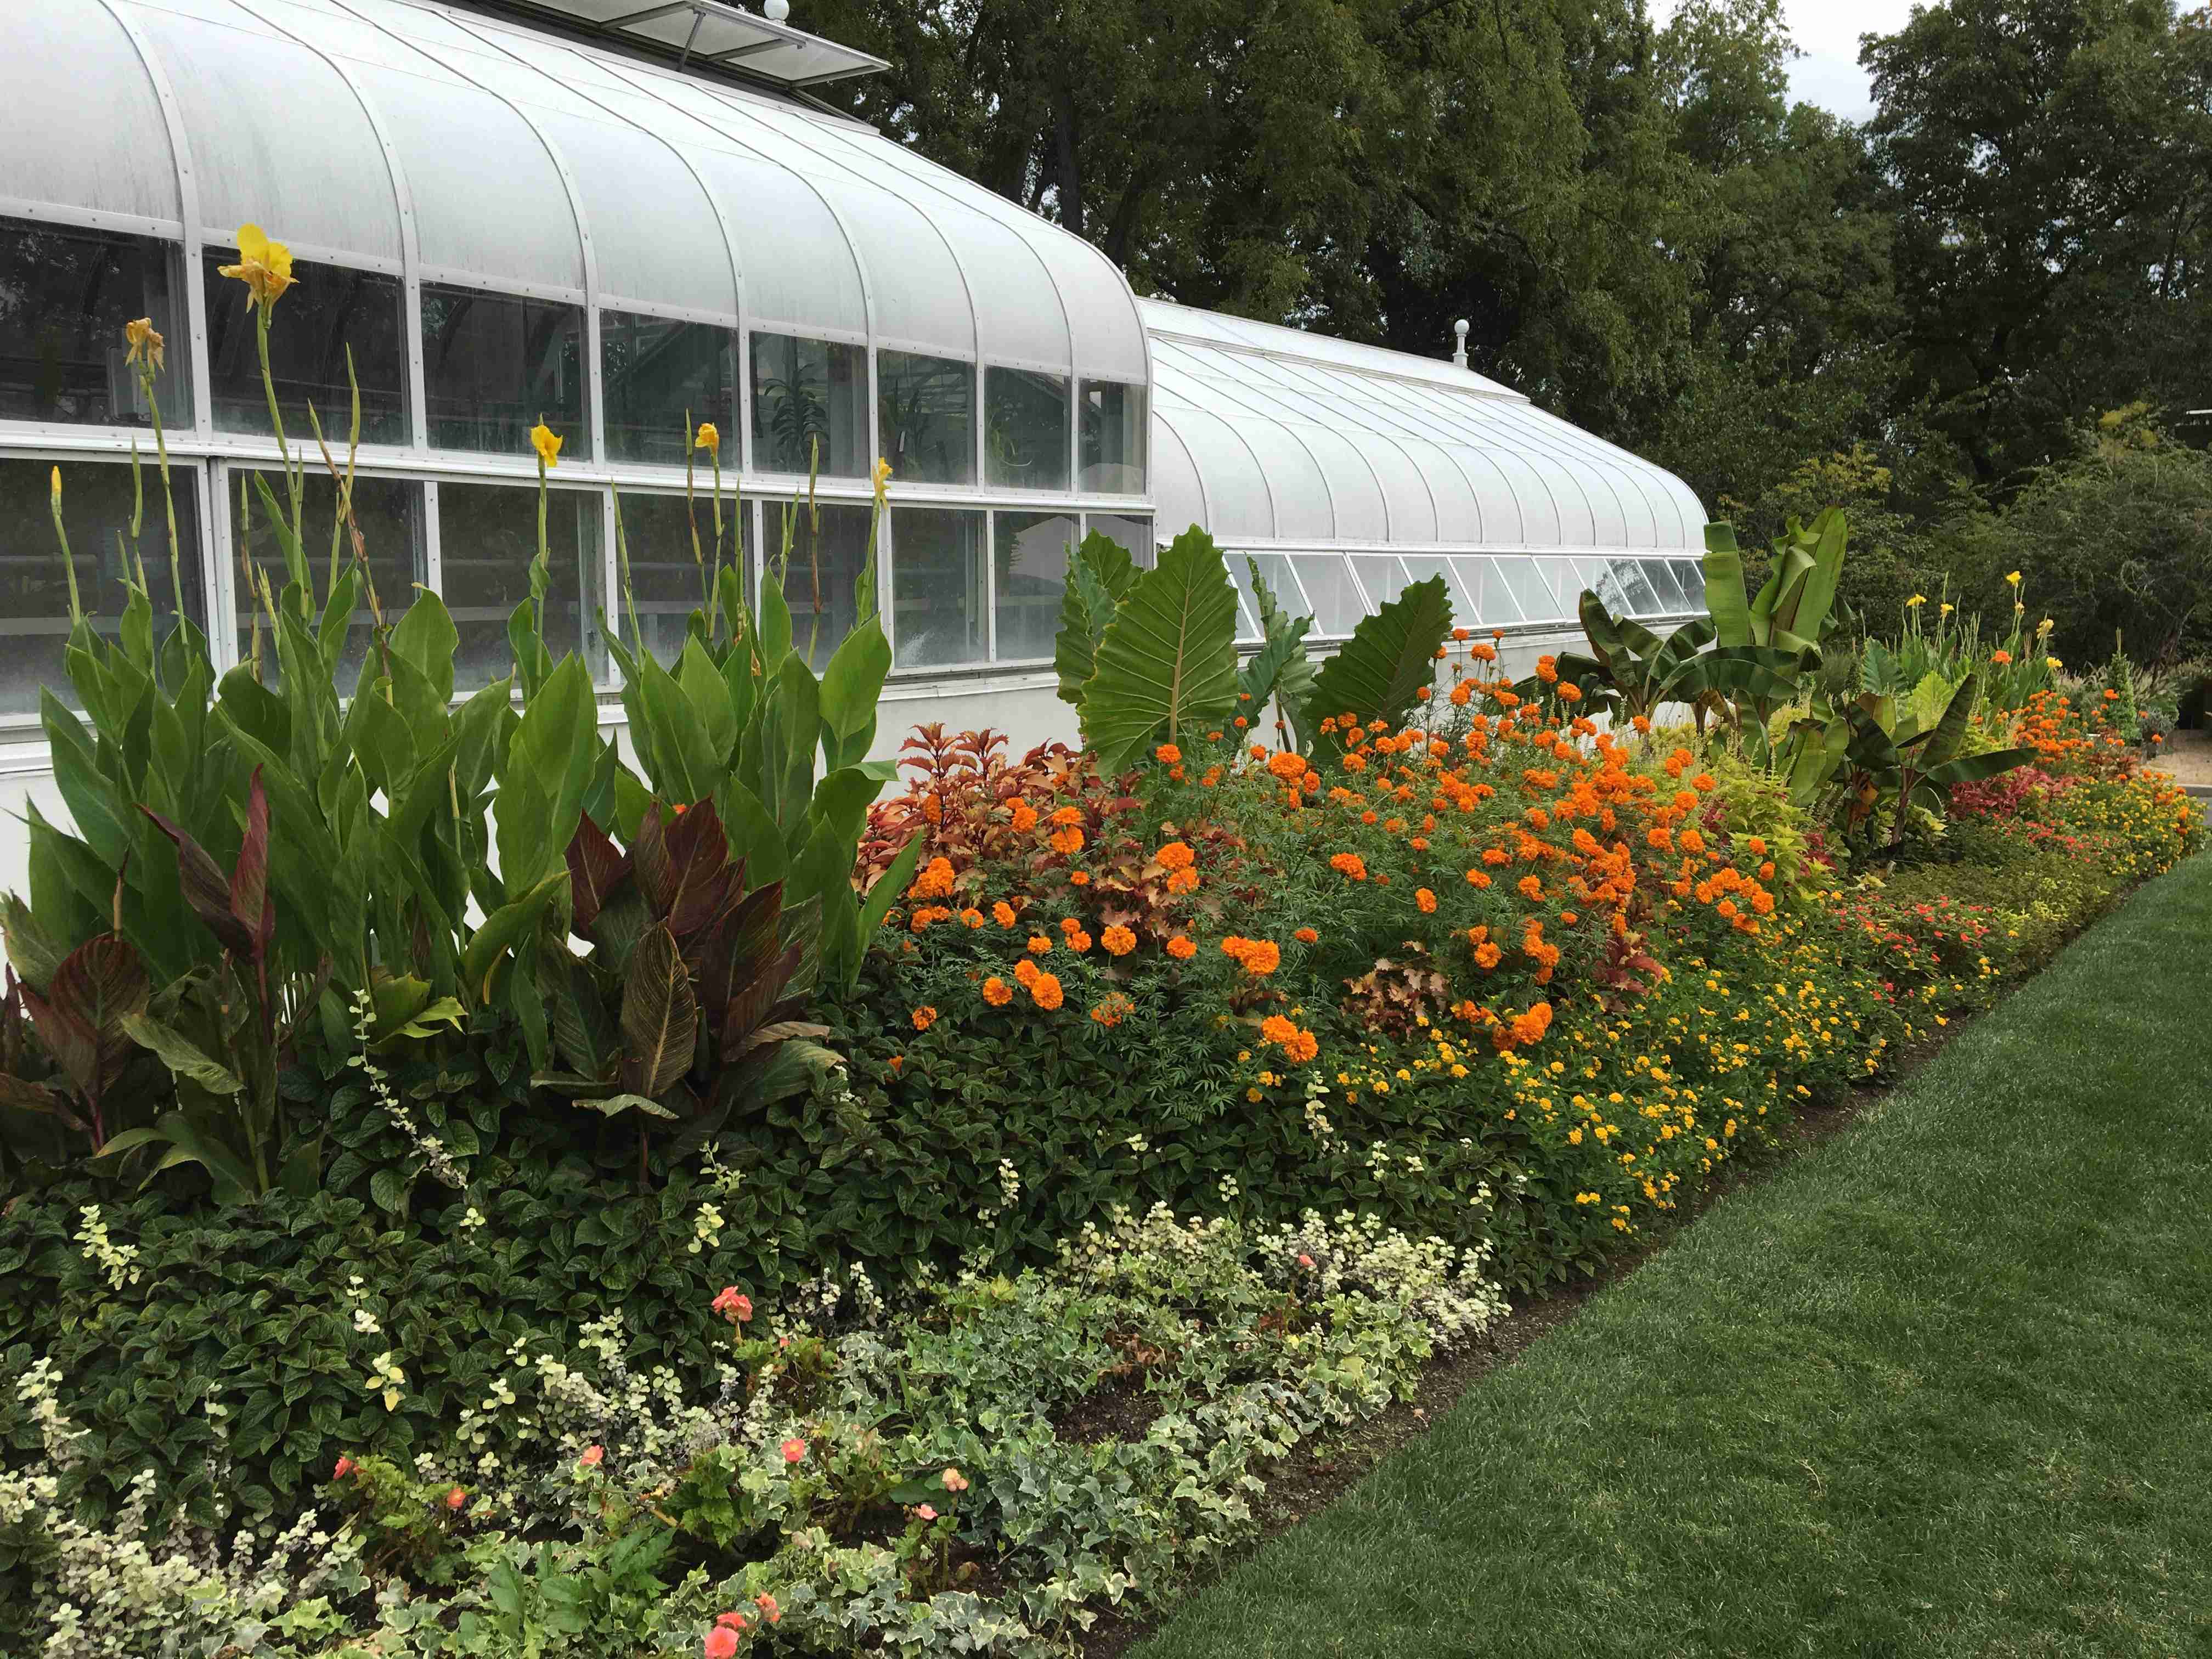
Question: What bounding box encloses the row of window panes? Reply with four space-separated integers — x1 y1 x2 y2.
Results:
1228 552 1707 641
3 454 1156 715
0 217 1147 492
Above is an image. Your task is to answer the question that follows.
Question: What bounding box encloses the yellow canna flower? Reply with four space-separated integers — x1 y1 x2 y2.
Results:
694 421 720 452
530 420 562 469
1906 594 1926 607
2037 616 2054 635
2045 657 2062 670
1940 602 1955 616
2005 569 2022 586
872 455 892 506
123 317 165 374
217 224 296 312
50 466 61 506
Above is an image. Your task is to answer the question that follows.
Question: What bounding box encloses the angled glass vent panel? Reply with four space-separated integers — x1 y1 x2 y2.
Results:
1248 553 1306 628
1493 555 1566 623
1449 557 1523 628
1668 557 1708 610
1290 555 1366 636
1350 555 1413 613
1639 558 1689 614
1400 554 1480 625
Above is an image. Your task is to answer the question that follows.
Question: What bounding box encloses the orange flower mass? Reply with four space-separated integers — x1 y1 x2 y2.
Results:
1029 972 1064 1010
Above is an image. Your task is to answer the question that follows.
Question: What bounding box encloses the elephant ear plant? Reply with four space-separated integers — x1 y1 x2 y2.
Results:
1 227 921 1199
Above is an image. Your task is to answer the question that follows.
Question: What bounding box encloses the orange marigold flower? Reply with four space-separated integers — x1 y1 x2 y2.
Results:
982 976 1014 1006
1474 941 1503 969
1558 683 1583 702
1758 860 1775 881
1070 871 1091 886
1330 852 1369 881
1101 924 1137 956
958 907 984 928
1029 972 1064 1010
1066 929 1093 952
911 1006 938 1032
1678 829 1706 855
1028 934 1053 955
1260 1013 1298 1045
1010 801 1039 833
1165 866 1201 894
1048 805 1085 827
1415 887 1437 913
1014 958 1041 988
1156 840 1197 871
1266 751 1308 782
1746 836 1768 856
1466 870 1492 889
1294 927 1318 944
1048 826 1085 855
1154 743 1183 765
993 900 1018 928
1090 994 1134 1028
1165 934 1198 960
910 856 957 901
1516 874 1543 901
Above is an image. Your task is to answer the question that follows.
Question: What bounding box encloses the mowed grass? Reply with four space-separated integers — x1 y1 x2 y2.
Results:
1135 853 2212 1659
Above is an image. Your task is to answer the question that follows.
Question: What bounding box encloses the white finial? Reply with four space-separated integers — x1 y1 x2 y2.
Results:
1452 319 1470 370
764 0 789 19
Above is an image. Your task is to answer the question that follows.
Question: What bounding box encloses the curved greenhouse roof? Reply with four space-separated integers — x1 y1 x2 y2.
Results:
0 0 1706 732
0 0 1149 385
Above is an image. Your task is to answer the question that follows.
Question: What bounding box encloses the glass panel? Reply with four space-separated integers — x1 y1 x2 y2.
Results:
601 311 737 467
1229 554 1266 642
1079 380 1146 493
206 251 404 444
985 366 1069 492
612 489 747 667
421 285 586 458
1 459 203 715
232 469 421 690
437 481 603 691
1543 559 1591 615
1084 514 1153 567
1350 555 1412 612
1449 556 1523 628
1248 552 1304 625
1666 557 1707 610
1495 555 1567 622
891 506 986 669
0 217 189 426
1603 557 1662 616
1401 554 1479 626
1567 556 1627 618
878 351 973 486
749 332 866 477
994 509 1076 662
765 499 871 670
1289 554 1365 636
1639 558 1688 613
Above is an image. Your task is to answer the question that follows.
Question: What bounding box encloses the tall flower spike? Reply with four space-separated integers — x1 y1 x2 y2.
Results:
217 224 296 312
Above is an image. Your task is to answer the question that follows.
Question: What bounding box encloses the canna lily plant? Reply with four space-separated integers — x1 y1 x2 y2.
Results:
1 219 920 1197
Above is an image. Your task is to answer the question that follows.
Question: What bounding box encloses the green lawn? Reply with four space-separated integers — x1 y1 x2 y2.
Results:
1133 854 2212 1659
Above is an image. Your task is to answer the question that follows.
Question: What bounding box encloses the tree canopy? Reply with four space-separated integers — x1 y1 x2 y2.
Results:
804 0 2212 539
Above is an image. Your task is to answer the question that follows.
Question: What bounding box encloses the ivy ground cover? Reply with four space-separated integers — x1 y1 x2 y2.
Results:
1131 848 2212 1659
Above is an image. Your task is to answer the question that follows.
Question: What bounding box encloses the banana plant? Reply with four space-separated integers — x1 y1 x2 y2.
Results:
1520 591 1803 735
1701 510 1849 730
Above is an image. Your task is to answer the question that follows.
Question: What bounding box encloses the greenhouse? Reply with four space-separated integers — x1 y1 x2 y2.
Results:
0 0 1708 889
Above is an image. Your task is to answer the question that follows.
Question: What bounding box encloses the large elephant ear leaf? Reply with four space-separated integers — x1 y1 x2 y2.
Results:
1304 574 1452 755
1077 526 1240 774
1053 531 1141 708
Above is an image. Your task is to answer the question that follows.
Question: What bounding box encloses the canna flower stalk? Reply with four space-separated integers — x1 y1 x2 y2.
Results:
218 225 305 551
529 418 561 667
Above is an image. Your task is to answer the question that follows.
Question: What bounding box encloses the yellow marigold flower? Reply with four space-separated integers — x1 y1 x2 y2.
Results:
531 420 562 469
695 421 720 452
123 317 165 373
218 224 296 312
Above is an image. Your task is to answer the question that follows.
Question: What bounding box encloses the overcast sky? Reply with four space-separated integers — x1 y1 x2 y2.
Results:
1660 0 1932 121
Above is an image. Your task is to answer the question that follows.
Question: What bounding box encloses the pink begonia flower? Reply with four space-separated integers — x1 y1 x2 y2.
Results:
580 1444 604 1468
445 1487 467 1511
754 1594 781 1624
715 1612 748 1629
703 1627 740 1659
940 1466 969 1492
915 1503 939 1521
1297 1253 1316 1269
781 1437 808 1464
711 1287 753 1323
332 1456 356 1480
